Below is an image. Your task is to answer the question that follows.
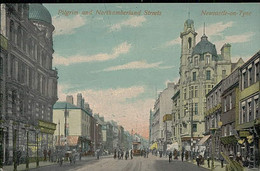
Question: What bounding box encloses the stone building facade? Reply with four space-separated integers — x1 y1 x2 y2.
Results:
151 82 176 152
171 18 232 151
0 3 58 164
237 51 259 168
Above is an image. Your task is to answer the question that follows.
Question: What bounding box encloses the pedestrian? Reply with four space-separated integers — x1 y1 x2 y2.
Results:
121 150 124 159
143 150 146 158
169 151 172 163
235 152 242 166
181 151 184 162
44 148 47 161
130 149 133 159
118 150 120 159
125 150 129 160
196 155 200 166
147 149 149 158
207 156 210 168
48 149 51 162
114 149 117 159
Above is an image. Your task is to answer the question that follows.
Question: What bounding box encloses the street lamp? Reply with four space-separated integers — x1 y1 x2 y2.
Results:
35 128 40 167
210 128 217 171
25 124 30 169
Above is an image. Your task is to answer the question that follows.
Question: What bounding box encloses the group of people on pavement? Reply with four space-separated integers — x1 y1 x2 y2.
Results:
114 149 133 160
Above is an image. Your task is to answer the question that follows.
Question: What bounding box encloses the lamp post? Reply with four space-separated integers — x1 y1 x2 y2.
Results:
13 127 17 171
189 99 194 161
210 128 216 171
35 128 39 167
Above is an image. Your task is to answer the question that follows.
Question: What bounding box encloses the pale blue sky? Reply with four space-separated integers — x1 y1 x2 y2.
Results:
44 3 260 138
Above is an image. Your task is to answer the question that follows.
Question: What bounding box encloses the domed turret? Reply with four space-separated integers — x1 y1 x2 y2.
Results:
185 19 194 28
192 34 218 60
29 4 52 24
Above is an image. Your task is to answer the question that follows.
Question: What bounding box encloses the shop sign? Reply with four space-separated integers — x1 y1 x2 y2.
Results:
239 131 250 137
38 120 56 130
163 114 172 122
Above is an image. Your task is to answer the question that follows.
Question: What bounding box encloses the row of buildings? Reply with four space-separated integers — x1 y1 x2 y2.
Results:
0 4 147 168
149 18 259 168
53 93 144 155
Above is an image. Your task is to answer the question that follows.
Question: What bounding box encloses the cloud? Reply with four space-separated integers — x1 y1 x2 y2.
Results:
214 32 255 51
109 16 146 32
196 21 234 38
102 60 174 71
52 15 86 36
164 37 181 47
53 42 131 66
231 55 251 63
58 85 153 138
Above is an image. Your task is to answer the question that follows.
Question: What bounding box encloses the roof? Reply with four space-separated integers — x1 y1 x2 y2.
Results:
29 4 52 24
53 102 80 109
192 34 218 59
185 19 194 28
53 102 92 117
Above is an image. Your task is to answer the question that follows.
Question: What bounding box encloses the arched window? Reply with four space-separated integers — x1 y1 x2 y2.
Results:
10 20 15 42
188 37 192 49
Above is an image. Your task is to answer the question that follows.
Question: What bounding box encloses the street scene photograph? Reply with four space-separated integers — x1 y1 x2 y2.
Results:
0 3 259 171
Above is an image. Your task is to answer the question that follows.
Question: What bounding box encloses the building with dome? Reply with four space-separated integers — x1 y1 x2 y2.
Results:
0 3 58 166
171 18 233 152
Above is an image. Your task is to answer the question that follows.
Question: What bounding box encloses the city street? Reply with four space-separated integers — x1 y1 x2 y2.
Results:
32 155 209 171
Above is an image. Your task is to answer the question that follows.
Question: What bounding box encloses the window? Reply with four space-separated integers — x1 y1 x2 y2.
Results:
23 31 27 52
180 124 182 134
242 70 246 90
191 86 194 98
184 88 186 99
229 124 233 135
255 62 259 82
222 70 226 78
254 96 259 119
206 55 210 64
194 57 198 66
188 37 192 49
224 97 227 112
10 20 15 42
192 124 197 132
194 103 198 115
229 94 232 110
224 126 227 136
242 105 246 124
17 26 22 48
206 70 211 80
248 67 252 86
193 72 196 81
0 57 3 75
194 86 198 97
248 101 253 122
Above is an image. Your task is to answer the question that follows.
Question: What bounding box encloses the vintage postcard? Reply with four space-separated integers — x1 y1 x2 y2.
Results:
0 3 259 171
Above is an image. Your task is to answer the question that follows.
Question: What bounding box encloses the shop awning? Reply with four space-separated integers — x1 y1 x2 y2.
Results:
56 136 79 146
197 135 211 145
150 142 158 150
220 135 237 145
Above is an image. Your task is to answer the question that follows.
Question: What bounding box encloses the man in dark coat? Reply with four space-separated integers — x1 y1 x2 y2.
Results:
169 151 172 163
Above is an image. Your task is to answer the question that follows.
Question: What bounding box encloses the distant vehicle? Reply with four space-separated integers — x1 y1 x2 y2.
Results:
132 141 141 156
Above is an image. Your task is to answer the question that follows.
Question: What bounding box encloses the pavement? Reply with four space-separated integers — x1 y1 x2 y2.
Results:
1 155 108 171
188 158 260 171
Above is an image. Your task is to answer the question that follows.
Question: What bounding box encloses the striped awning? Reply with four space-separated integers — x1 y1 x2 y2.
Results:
197 135 211 145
